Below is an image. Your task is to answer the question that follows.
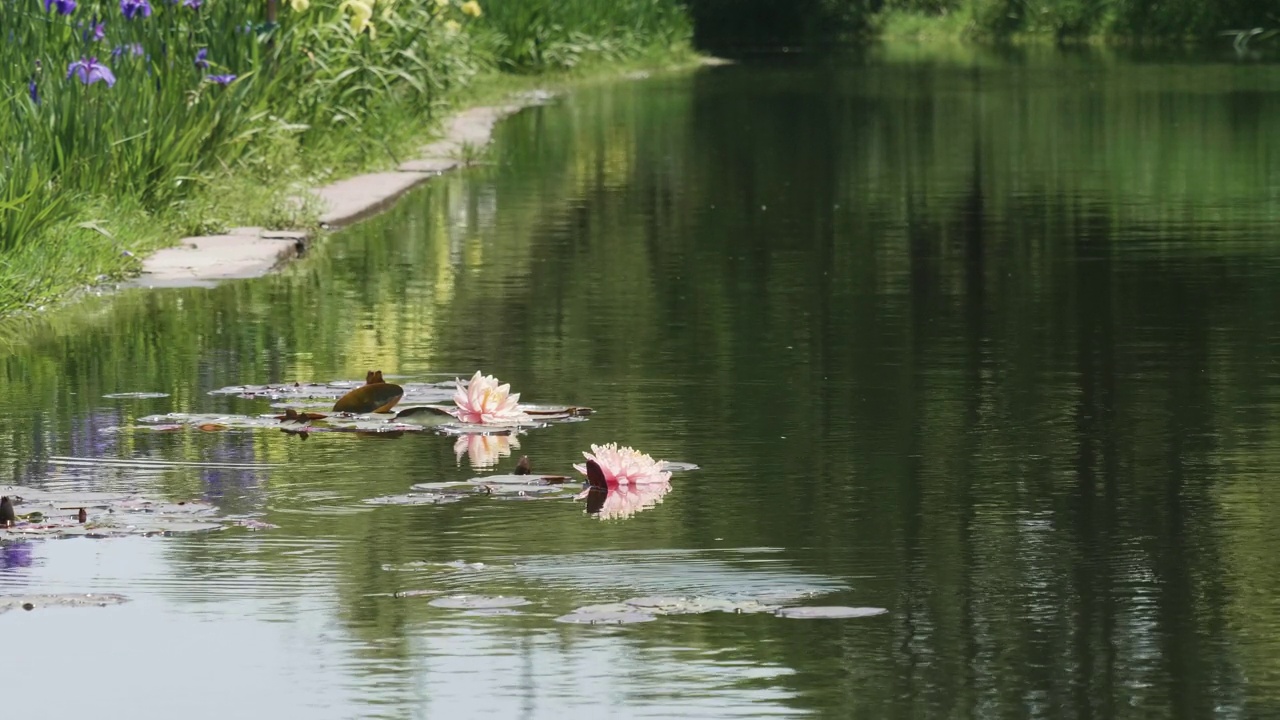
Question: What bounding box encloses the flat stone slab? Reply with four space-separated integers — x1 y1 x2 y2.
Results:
313 171 432 227
127 230 309 289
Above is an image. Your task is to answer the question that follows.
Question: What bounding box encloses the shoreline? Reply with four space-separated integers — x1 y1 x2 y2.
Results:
126 58 729 291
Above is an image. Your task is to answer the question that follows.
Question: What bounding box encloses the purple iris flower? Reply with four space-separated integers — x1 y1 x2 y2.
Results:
182 0 201 8
119 0 150 19
44 0 76 14
67 57 116 87
194 47 209 69
79 18 105 42
207 74 236 86
28 81 39 104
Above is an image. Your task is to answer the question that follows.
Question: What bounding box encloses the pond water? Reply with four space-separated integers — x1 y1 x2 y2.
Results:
4 43 1280 718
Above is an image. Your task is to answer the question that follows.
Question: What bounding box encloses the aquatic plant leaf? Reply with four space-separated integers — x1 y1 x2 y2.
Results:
663 461 700 472
333 382 404 413
362 493 468 506
208 380 456 406
392 405 456 427
393 589 442 598
554 610 656 624
521 404 594 419
274 409 328 422
428 595 530 609
133 412 432 436
462 608 523 617
467 473 573 487
102 392 170 399
0 486 236 539
230 518 279 531
774 606 888 619
0 593 130 614
382 560 487 573
622 596 780 615
408 481 475 492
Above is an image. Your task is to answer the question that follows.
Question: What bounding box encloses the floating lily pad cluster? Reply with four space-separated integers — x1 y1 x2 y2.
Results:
103 370 692 525
0 485 273 540
408 592 887 625
0 593 131 614
123 370 594 442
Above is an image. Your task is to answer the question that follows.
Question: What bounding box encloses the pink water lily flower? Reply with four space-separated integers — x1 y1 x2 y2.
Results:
453 433 519 470
573 443 672 489
450 371 531 425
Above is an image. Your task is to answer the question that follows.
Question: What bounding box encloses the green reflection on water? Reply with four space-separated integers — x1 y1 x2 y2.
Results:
3 43 1280 718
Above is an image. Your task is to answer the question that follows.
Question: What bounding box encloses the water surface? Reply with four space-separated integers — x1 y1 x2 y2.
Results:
3 44 1280 719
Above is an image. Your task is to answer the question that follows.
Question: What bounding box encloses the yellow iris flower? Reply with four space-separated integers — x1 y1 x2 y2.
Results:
460 0 481 17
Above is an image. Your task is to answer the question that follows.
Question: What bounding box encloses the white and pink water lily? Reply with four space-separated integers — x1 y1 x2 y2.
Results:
450 371 532 425
453 432 519 470
573 443 672 489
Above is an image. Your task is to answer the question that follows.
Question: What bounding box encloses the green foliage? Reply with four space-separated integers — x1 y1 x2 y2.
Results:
874 0 1280 40
0 0 692 314
478 0 691 71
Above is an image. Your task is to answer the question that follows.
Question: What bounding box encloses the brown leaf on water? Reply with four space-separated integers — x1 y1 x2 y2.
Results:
538 475 572 484
333 382 404 414
197 423 228 432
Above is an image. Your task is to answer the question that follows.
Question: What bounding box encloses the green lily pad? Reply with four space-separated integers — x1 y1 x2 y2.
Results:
428 595 531 609
0 593 130 614
774 606 888 619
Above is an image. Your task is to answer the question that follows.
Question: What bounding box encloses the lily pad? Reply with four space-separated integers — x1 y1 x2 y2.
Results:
409 481 474 492
622 595 780 615
362 493 468 506
382 560 487 573
554 610 656 625
102 392 170 400
521 404 594 420
428 595 531 609
133 412 433 436
333 382 404 414
230 518 279 531
463 608 523 617
393 589 442 598
774 606 889 619
469 474 573 487
0 486 237 539
0 593 130 614
663 461 700 472
208 380 456 405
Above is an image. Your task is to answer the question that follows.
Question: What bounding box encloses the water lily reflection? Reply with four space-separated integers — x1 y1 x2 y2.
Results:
579 481 671 521
453 432 519 470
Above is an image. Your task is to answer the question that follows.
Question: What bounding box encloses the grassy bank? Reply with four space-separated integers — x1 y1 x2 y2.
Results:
0 0 693 317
